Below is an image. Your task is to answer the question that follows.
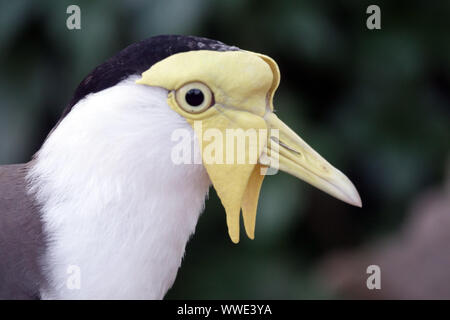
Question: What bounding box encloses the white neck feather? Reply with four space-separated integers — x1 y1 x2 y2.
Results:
28 76 210 299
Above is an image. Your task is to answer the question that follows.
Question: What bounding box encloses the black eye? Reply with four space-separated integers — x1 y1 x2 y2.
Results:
176 82 213 113
185 89 204 107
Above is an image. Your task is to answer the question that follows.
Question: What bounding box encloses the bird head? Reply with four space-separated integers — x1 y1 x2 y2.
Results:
136 48 361 243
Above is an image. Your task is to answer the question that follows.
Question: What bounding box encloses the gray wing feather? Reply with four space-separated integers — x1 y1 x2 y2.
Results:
0 163 46 299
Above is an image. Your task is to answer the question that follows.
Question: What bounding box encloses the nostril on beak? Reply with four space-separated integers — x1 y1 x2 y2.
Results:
270 136 301 156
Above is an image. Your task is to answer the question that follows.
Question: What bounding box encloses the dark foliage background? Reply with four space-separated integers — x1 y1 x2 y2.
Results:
0 0 448 299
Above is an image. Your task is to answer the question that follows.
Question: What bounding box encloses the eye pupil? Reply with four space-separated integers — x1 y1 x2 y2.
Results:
185 89 204 107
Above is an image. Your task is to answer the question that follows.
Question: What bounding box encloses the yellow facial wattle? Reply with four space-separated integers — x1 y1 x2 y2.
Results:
137 49 361 243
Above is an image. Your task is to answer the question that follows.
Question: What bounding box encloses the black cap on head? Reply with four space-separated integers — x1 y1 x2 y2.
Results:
63 35 239 119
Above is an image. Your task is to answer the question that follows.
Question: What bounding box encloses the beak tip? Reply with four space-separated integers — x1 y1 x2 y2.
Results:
347 189 362 208
337 175 362 208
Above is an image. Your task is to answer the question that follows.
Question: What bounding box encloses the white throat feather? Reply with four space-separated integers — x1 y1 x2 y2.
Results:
28 76 210 299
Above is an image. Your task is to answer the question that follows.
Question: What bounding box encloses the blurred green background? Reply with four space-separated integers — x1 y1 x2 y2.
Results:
0 0 449 299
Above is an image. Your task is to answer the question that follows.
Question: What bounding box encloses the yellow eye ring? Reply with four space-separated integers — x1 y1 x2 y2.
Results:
175 82 214 113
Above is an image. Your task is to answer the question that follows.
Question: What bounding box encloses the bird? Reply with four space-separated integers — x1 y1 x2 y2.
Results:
0 35 361 299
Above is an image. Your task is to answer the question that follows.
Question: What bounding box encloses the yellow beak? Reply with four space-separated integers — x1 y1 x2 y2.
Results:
263 112 362 208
